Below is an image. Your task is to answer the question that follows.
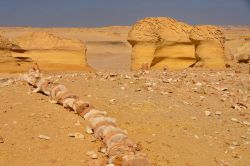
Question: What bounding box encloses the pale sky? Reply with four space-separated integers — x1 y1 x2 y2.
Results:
0 0 249 27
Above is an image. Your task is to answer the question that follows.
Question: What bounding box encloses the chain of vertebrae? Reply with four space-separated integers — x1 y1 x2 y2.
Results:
19 63 150 166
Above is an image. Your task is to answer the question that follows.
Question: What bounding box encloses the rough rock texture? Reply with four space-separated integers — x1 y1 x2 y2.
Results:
128 18 226 70
234 41 250 63
14 32 86 51
128 17 195 70
13 32 91 71
0 35 31 73
190 25 226 68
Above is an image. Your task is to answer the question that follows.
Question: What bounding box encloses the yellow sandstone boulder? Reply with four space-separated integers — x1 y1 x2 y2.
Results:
190 25 225 68
128 17 195 70
128 17 226 70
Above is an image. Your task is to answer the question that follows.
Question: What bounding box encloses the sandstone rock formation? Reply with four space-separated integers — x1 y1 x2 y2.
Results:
234 41 250 63
0 35 30 73
128 17 226 70
13 32 91 71
128 17 195 70
190 25 225 68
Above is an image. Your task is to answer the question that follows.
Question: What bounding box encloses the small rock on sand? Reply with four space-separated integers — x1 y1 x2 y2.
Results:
215 111 222 116
85 126 94 134
205 111 211 116
231 118 239 123
68 133 84 139
0 136 4 143
38 135 50 140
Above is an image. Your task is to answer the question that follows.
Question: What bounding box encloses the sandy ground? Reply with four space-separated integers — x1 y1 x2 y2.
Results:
0 64 250 166
0 26 250 166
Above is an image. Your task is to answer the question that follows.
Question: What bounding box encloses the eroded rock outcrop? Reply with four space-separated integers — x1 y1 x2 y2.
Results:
128 17 195 70
128 17 226 70
190 25 225 68
13 32 91 71
234 41 250 63
0 35 30 72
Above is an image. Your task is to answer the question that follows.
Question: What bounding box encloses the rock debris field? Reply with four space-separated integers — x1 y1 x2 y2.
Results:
0 64 250 166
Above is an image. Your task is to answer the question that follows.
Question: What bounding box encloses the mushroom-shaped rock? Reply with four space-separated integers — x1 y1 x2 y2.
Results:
128 17 195 70
190 25 225 68
13 32 92 71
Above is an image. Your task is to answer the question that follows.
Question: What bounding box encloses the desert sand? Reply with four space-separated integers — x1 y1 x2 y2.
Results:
0 21 250 166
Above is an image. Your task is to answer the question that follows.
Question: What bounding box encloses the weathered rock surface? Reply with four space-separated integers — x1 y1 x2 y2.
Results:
0 35 31 72
128 17 226 70
12 32 91 71
234 41 250 63
128 17 195 70
190 25 226 68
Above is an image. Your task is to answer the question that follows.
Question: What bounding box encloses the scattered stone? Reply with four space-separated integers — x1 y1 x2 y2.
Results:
86 150 95 156
120 87 126 90
232 103 248 110
200 96 205 101
205 111 211 116
109 99 116 105
91 153 98 159
160 91 169 95
135 88 142 92
74 120 81 126
86 150 98 159
86 126 94 134
243 121 250 126
215 111 222 116
231 118 239 123
194 135 199 139
147 87 153 92
68 133 84 139
38 135 50 140
106 164 115 166
124 75 131 79
232 152 240 159
0 136 4 143
44 114 50 118
220 97 226 102
99 147 107 154
190 116 197 120
232 141 240 146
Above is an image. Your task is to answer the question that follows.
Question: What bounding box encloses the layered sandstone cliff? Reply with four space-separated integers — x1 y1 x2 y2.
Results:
0 35 30 73
12 32 91 71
